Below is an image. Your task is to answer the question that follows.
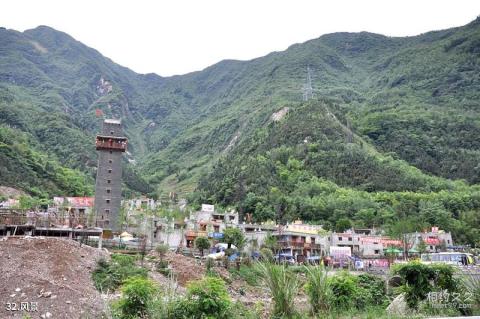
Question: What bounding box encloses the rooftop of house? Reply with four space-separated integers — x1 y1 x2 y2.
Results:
406 227 451 236
52 197 94 208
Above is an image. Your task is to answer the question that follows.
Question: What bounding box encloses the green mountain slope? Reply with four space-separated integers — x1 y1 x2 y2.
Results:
0 124 91 197
0 19 480 244
193 99 480 245
140 18 480 191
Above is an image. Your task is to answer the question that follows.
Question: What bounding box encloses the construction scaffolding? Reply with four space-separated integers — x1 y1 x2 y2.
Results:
0 209 102 240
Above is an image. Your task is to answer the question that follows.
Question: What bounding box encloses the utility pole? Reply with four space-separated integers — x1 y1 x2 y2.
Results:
346 118 353 143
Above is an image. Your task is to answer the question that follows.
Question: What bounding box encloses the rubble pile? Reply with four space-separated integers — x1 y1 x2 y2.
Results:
159 252 272 312
164 251 206 285
0 237 108 318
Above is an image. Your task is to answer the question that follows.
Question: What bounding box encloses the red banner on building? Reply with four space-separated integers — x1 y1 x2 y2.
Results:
360 236 403 246
425 237 440 245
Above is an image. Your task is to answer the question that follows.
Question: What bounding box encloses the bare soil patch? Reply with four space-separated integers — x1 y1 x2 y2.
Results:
0 237 108 318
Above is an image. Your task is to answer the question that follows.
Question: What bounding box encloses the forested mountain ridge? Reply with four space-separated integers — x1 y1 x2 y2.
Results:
0 19 480 244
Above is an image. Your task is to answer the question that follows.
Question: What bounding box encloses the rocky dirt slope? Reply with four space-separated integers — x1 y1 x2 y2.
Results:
0 237 108 319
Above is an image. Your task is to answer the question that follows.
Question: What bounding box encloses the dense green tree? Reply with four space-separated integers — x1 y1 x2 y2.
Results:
223 227 246 250
418 200 452 230
263 232 279 254
195 237 211 256
335 218 352 232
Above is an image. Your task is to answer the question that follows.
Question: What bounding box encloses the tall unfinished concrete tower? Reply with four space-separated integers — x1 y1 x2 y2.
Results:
94 119 127 231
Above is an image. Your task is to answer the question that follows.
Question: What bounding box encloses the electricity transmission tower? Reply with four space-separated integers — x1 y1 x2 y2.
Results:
302 66 314 101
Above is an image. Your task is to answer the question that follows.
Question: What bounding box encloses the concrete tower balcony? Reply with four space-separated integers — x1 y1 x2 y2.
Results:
95 135 127 152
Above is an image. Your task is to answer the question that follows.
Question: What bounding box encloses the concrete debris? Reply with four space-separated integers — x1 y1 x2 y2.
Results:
41 312 52 318
386 293 409 316
42 291 52 298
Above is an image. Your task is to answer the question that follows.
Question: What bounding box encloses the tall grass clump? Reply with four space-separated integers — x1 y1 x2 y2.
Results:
304 264 331 314
257 262 300 318
92 254 148 292
461 272 480 312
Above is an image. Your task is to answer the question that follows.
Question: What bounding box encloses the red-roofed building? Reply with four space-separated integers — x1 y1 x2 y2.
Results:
50 197 95 228
53 197 94 208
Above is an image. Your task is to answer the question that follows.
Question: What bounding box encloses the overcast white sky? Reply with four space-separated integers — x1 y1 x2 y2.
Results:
2 0 479 76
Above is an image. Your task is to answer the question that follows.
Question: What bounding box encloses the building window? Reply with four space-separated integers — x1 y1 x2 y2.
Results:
106 199 110 204
447 240 450 244
106 188 111 194
110 150 112 154
348 237 352 241
374 249 379 254
104 209 110 214
107 179 111 184
110 131 114 135
108 169 112 173
108 159 112 164
338 237 342 241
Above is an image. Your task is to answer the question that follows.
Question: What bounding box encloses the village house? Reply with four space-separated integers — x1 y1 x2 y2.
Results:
142 202 455 261
140 204 239 249
266 221 328 262
239 222 278 249
183 204 239 248
151 217 186 247
329 228 404 258
50 197 95 224
407 227 453 253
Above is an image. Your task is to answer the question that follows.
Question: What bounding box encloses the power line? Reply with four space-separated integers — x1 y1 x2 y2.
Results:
302 66 314 101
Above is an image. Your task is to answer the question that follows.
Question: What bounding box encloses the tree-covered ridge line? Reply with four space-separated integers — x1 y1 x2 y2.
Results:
140 17 480 190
